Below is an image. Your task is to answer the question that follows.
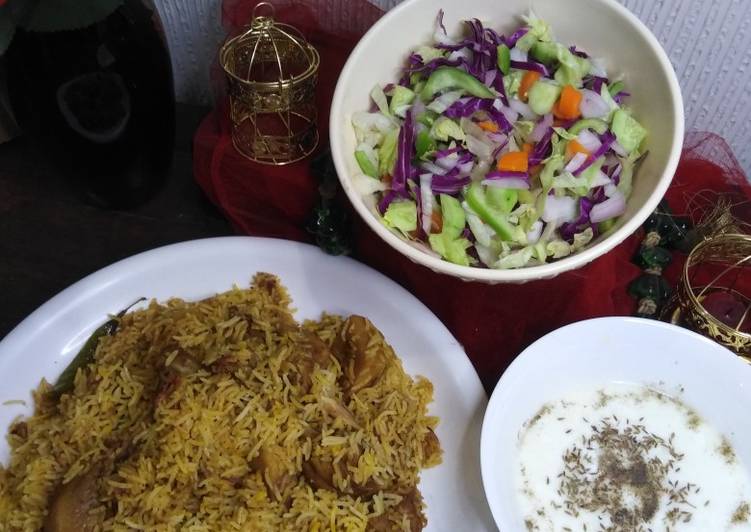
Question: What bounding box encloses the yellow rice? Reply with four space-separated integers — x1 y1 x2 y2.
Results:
0 273 441 531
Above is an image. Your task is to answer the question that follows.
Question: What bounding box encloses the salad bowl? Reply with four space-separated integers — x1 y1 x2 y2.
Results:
330 0 683 283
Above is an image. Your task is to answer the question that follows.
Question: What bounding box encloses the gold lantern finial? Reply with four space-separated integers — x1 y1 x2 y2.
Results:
220 2 320 165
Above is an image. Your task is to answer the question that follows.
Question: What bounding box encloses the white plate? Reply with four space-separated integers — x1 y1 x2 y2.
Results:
481 317 751 531
0 237 494 531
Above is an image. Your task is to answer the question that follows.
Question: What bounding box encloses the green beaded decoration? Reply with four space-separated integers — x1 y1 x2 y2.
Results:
306 151 352 256
629 200 694 318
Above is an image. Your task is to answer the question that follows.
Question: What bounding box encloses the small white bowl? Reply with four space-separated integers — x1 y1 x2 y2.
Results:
330 0 684 283
480 317 751 530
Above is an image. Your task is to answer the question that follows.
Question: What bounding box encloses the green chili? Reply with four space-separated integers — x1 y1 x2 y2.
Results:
420 67 495 102
466 183 516 241
497 44 511 75
53 298 146 397
567 118 609 137
608 80 625 97
415 130 437 159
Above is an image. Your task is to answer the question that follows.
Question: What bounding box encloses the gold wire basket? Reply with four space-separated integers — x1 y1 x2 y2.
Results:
220 2 320 165
673 233 751 363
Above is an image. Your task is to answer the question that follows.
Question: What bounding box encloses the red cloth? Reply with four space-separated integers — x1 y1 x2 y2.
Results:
195 0 751 390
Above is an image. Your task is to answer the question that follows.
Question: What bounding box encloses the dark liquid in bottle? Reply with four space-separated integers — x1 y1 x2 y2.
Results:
6 0 175 209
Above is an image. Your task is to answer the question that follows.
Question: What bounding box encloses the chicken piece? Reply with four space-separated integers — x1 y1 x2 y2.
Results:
365 489 426 532
301 456 335 491
421 428 441 465
351 476 387 498
304 330 333 367
340 316 388 392
168 349 200 375
285 331 334 391
44 469 101 532
250 446 296 501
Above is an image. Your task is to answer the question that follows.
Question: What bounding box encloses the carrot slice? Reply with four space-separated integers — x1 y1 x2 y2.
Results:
497 151 529 173
553 85 582 120
565 139 590 160
431 210 443 233
522 142 534 154
477 120 499 133
519 71 542 102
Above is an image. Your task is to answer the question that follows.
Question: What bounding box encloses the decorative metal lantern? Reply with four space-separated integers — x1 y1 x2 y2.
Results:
220 2 319 165
670 233 751 363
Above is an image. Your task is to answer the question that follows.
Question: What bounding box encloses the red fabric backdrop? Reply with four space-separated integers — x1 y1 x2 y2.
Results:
194 0 751 391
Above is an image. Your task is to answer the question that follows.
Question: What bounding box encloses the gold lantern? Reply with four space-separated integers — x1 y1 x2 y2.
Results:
668 233 751 363
220 2 320 165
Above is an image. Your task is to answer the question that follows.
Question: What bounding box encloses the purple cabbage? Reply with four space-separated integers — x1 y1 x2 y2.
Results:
509 60 550 77
569 45 589 58
572 132 616 176
529 127 555 166
391 110 415 194
590 76 609 94
405 56 464 74
378 189 410 214
611 164 623 185
409 179 426 240
504 27 529 47
591 186 607 203
431 174 471 194
613 91 631 104
485 170 530 180
443 98 513 133
436 9 448 37
559 197 594 242
492 137 510 159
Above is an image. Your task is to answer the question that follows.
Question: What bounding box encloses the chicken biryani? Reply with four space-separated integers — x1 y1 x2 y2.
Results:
0 273 441 531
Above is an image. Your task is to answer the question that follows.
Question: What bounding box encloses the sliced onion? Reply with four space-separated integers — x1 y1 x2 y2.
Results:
604 183 618 197
590 190 626 223
611 140 628 157
427 91 465 114
487 132 507 144
448 48 472 62
591 170 612 188
420 174 434 234
466 134 493 161
510 47 528 62
500 105 519 125
509 99 539 120
421 161 448 175
565 152 588 173
579 89 609 119
510 60 549 76
352 172 387 196
459 116 486 139
471 159 491 181
411 97 426 118
577 129 602 152
481 178 530 189
458 160 474 174
484 70 498 87
589 56 608 78
530 114 553 142
542 195 577 224
526 220 544 244
435 153 459 170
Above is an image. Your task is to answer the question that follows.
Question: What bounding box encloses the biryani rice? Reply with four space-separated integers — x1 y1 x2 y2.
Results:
0 273 441 531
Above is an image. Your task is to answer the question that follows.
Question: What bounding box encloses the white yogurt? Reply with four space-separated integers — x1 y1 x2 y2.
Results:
516 382 751 531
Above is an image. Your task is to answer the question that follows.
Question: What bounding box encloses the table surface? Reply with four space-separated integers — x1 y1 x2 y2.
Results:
0 104 234 339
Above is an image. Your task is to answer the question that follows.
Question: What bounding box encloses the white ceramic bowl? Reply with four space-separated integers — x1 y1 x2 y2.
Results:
480 317 751 530
330 0 684 283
